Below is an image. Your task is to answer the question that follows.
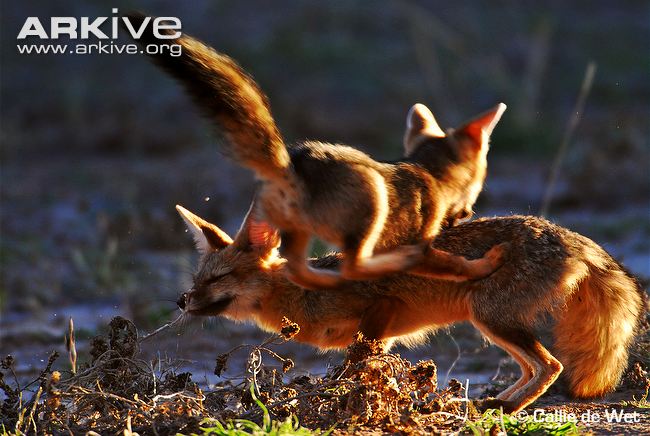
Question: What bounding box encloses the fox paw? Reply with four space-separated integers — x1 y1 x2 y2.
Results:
484 242 511 269
474 397 517 414
465 242 511 280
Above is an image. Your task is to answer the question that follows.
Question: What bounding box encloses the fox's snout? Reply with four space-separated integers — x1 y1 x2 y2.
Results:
177 292 188 310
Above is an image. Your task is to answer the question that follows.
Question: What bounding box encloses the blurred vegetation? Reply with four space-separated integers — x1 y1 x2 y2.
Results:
2 1 648 156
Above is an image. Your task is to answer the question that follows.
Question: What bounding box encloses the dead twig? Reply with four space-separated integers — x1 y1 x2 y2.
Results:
138 313 184 343
65 317 77 375
540 61 597 217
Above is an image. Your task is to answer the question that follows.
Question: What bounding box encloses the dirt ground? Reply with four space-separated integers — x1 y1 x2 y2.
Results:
1 154 649 434
1 315 649 434
2 1 649 433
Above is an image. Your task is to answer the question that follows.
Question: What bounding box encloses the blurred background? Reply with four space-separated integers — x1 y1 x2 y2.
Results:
1 1 648 389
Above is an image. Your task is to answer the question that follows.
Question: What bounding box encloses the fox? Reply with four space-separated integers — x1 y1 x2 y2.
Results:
128 13 507 289
174 203 645 414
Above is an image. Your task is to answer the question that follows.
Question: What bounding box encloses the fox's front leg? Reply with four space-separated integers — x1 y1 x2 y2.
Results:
408 242 510 281
340 296 404 365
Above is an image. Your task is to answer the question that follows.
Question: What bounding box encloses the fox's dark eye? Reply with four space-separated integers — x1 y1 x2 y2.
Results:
205 272 230 285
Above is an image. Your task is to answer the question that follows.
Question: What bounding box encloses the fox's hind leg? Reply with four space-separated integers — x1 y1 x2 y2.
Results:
408 242 509 282
280 230 342 289
473 321 563 413
501 341 563 412
341 240 508 282
473 322 534 401
340 244 426 280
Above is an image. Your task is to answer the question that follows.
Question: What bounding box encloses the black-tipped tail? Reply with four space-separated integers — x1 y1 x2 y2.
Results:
126 12 290 181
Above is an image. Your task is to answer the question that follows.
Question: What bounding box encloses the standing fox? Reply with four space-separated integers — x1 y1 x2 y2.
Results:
129 13 507 289
174 203 645 413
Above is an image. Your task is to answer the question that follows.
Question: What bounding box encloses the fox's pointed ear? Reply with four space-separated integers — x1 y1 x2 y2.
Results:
233 201 280 256
176 205 233 253
403 103 445 156
456 103 506 150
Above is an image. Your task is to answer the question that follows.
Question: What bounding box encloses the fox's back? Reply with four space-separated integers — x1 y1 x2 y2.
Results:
305 216 611 333
408 216 615 328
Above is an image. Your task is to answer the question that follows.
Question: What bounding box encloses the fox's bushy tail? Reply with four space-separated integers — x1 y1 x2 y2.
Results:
127 13 290 181
553 247 646 398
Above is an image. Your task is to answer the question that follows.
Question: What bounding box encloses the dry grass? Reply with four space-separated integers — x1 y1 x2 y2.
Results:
0 316 473 434
2 314 649 434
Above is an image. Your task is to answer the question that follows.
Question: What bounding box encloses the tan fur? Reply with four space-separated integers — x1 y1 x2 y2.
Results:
129 13 507 289
176 207 645 413
554 263 642 398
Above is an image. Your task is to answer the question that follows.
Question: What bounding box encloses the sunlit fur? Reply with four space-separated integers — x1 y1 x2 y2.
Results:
130 12 506 289
178 208 645 414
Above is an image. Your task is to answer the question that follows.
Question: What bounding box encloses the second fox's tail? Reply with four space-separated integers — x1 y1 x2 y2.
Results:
553 246 646 398
127 13 290 181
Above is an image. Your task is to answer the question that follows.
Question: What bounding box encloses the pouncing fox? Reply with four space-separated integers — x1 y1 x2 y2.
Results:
129 13 507 289
175 203 645 414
